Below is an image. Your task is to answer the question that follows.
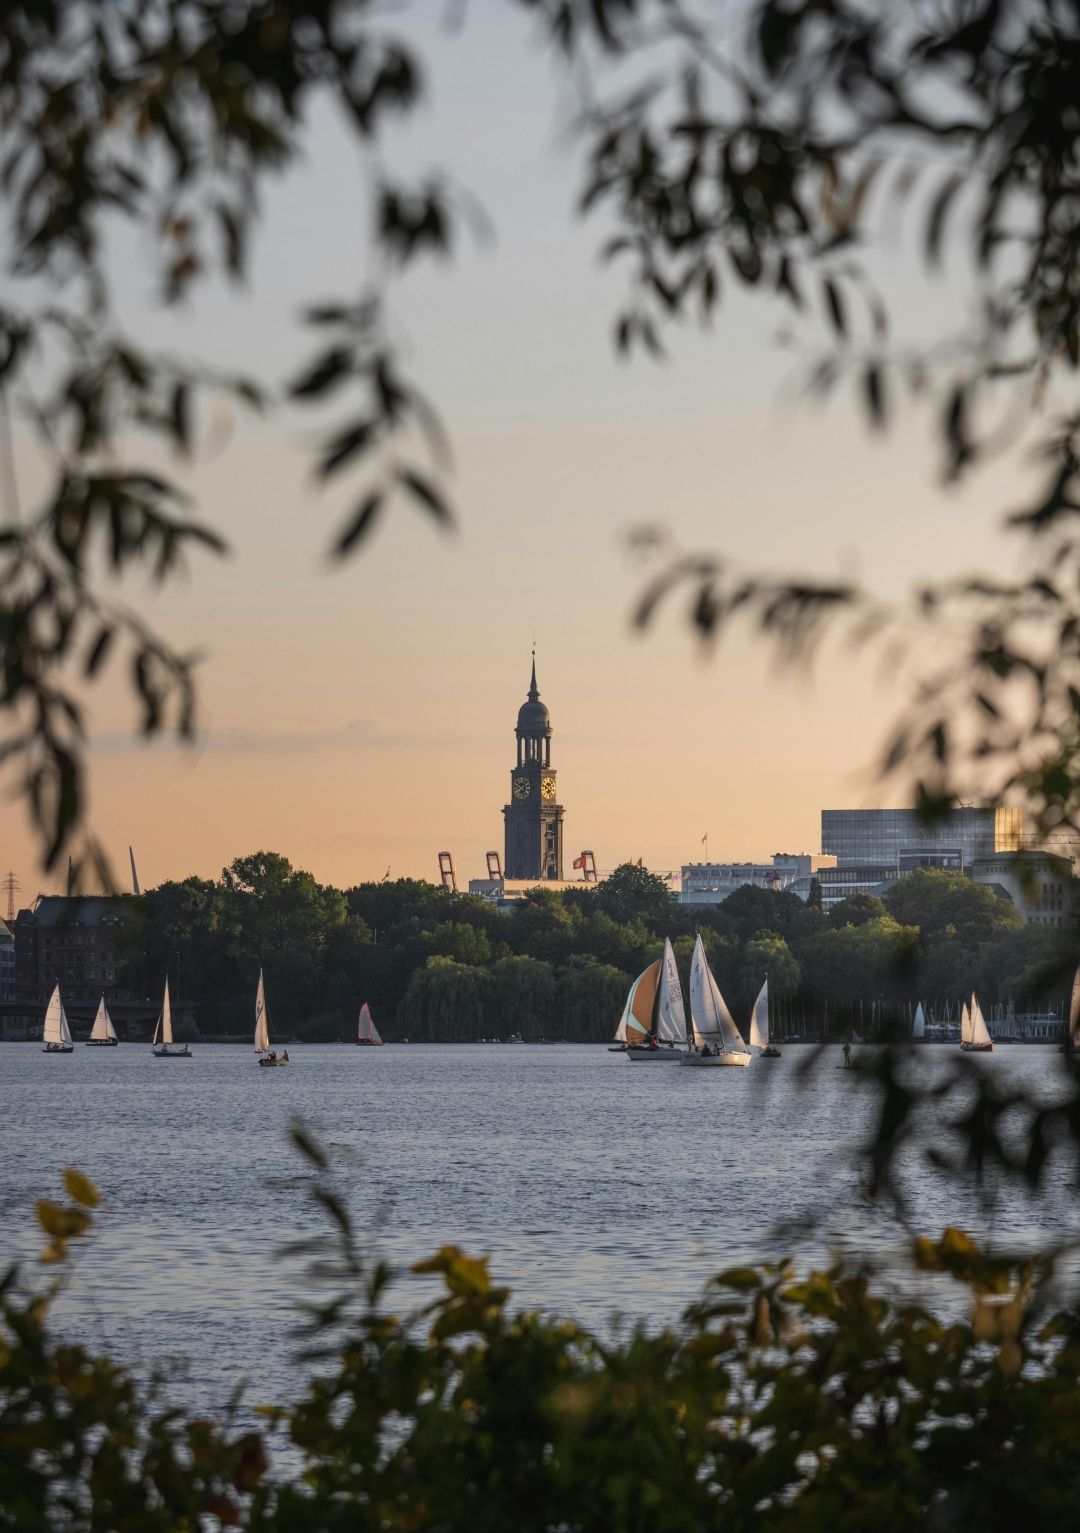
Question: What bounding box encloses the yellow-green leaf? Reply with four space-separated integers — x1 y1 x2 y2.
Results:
941 1226 979 1260
63 1168 100 1208
413 1246 492 1297
37 1200 67 1237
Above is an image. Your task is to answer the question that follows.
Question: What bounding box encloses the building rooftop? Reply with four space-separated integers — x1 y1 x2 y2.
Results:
971 849 1073 869
516 655 552 735
16 895 138 927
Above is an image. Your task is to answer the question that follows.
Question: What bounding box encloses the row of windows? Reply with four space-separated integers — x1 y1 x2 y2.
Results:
44 935 104 942
34 967 118 983
821 809 1023 865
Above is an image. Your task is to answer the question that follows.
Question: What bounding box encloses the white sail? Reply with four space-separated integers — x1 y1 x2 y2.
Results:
912 1002 926 1040
960 1000 971 1046
254 968 270 1053
358 1002 382 1045
90 995 117 1042
1069 967 1080 1051
749 979 769 1049
43 984 71 1045
970 993 992 1047
655 939 688 1043
613 990 633 1043
689 936 746 1054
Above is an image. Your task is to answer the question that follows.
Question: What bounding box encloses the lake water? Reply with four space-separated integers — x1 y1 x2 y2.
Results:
1 1042 1077 1417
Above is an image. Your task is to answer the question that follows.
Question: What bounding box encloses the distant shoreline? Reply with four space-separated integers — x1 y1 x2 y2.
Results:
2 1036 1067 1047
0 1036 595 1046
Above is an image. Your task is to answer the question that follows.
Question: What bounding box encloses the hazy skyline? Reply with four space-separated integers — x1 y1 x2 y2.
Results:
3 5 1027 897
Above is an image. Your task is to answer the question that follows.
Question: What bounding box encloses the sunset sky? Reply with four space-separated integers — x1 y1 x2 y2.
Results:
5 6 1026 898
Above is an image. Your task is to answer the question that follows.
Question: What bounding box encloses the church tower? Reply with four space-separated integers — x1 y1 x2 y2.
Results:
503 654 564 880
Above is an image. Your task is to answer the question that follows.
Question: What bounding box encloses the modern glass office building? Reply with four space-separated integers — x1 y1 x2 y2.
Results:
821 807 1023 868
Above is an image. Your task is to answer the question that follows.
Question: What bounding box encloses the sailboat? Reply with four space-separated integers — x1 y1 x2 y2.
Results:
357 1001 383 1046
86 994 119 1047
614 958 664 1057
960 991 993 1052
608 983 632 1051
912 1002 926 1042
41 983 74 1053
682 935 751 1068
620 939 688 1060
255 968 289 1067
655 938 689 1050
749 978 781 1058
152 978 192 1058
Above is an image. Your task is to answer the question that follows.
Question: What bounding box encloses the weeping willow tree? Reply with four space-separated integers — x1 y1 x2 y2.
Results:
556 956 632 1040
398 956 494 1040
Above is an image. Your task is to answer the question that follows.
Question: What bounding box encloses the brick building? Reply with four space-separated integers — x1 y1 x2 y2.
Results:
13 895 141 1005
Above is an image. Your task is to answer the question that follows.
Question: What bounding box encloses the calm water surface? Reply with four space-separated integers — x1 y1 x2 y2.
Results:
1 1043 1077 1413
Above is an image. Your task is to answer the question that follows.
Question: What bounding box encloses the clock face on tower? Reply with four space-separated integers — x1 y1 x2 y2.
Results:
512 775 530 800
541 776 556 800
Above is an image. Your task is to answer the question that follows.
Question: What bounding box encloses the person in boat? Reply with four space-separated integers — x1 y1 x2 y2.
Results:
648 1035 659 1050
268 1049 277 1062
282 1049 290 1063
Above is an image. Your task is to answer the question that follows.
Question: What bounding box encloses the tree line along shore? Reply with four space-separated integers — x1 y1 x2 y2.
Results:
105 854 1078 1043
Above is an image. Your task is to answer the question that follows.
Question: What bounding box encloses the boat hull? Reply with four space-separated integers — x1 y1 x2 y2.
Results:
152 1046 192 1058
42 1044 74 1053
626 1045 684 1062
356 1041 382 1047
760 1047 782 1058
681 1051 751 1068
86 1038 119 1047
960 1042 994 1052
258 1057 290 1067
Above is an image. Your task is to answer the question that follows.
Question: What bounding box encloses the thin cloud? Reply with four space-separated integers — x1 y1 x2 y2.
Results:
90 718 419 755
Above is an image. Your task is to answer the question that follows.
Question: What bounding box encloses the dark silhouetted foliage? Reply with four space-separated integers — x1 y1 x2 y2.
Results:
6 2 1080 879
127 853 1075 1041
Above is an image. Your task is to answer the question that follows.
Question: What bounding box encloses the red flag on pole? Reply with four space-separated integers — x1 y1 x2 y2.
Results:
573 854 586 870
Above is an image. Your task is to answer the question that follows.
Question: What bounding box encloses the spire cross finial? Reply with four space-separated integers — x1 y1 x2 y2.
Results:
529 644 538 700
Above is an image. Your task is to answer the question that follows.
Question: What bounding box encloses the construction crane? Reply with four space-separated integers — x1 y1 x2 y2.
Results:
2 871 20 923
438 852 458 895
486 851 503 880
